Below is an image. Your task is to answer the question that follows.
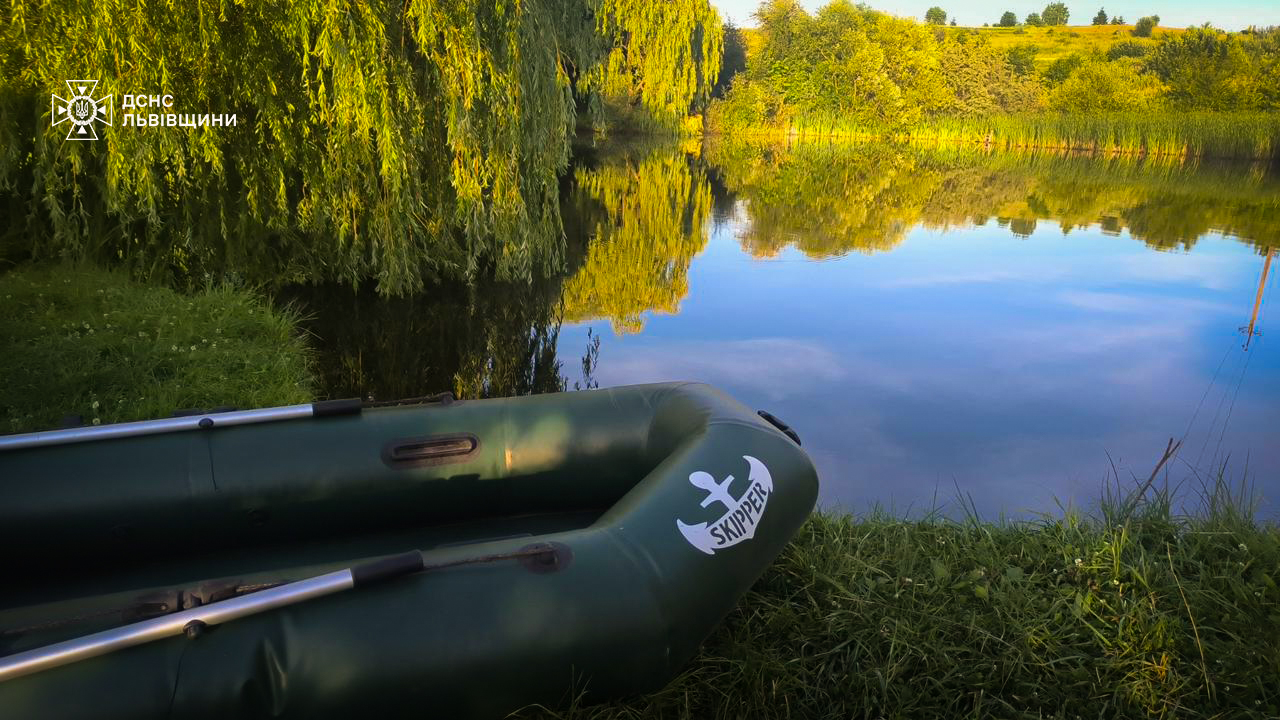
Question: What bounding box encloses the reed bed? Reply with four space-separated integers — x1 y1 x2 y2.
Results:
712 113 1280 161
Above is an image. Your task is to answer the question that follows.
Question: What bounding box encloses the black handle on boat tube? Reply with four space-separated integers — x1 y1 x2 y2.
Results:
757 410 801 446
0 545 564 683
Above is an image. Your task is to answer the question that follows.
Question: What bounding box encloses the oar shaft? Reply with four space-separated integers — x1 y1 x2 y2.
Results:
0 399 361 452
0 570 355 683
0 550 430 683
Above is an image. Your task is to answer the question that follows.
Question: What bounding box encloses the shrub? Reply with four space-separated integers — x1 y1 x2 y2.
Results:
1134 15 1160 37
1025 12 1044 26
1042 52 1086 85
1107 39 1149 60
1006 44 1039 75
1049 58 1167 111
999 11 1017 27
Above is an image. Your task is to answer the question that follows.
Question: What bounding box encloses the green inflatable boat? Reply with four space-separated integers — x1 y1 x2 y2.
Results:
0 382 818 719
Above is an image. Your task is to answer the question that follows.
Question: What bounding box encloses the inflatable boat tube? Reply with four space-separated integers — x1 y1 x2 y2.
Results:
0 382 818 719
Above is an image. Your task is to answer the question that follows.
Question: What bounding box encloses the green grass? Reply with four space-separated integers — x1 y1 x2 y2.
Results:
971 25 1186 69
0 264 312 433
521 468 1280 719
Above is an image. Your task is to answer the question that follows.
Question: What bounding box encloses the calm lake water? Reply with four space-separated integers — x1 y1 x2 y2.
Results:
289 141 1280 520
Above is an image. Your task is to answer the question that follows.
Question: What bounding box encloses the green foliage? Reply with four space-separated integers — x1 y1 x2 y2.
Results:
711 2 955 130
1112 15 1126 25
1134 15 1161 37
1042 2 1070 26
926 6 948 25
1093 7 1109 25
0 0 721 295
938 37 1044 115
1 264 311 433
1025 12 1044 27
709 2 1037 132
1107 39 1151 60
522 475 1280 719
1042 52 1088 86
711 1 1275 155
1145 26 1274 110
999 11 1018 27
1006 44 1039 75
1050 59 1167 112
589 0 725 122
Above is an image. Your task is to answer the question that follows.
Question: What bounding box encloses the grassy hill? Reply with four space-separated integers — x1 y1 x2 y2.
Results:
739 23 1189 71
971 24 1187 68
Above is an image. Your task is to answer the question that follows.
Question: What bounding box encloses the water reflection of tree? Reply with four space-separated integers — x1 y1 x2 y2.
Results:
280 277 571 402
708 139 1280 256
707 141 934 257
561 148 713 333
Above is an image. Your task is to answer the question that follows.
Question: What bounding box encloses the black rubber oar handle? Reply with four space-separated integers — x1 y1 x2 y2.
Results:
350 551 425 587
312 398 363 417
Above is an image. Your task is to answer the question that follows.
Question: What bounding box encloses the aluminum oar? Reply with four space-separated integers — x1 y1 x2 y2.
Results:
0 544 562 682
0 398 362 452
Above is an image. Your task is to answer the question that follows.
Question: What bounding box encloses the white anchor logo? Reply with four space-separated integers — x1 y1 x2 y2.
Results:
676 456 774 555
52 80 113 141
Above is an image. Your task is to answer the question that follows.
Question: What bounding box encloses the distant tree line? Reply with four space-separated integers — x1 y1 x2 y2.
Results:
989 5 1137 27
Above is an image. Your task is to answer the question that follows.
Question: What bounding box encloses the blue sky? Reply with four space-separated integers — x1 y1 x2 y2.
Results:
712 0 1280 31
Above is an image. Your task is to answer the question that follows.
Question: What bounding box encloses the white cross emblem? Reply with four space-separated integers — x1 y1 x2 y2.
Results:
52 80 113 141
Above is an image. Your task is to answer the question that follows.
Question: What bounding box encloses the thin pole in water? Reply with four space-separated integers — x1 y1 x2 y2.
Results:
1243 247 1274 350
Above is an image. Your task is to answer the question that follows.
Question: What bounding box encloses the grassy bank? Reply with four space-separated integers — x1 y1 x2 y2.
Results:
524 477 1279 719
973 24 1185 69
0 265 311 434
714 112 1280 161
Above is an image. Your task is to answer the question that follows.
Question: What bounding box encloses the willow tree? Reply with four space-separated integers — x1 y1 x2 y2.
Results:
0 0 721 293
585 0 724 128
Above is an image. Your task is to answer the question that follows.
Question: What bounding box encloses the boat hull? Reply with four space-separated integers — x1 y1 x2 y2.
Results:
0 383 819 718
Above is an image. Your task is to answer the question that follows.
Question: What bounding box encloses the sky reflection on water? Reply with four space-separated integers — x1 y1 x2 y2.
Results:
561 204 1279 520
